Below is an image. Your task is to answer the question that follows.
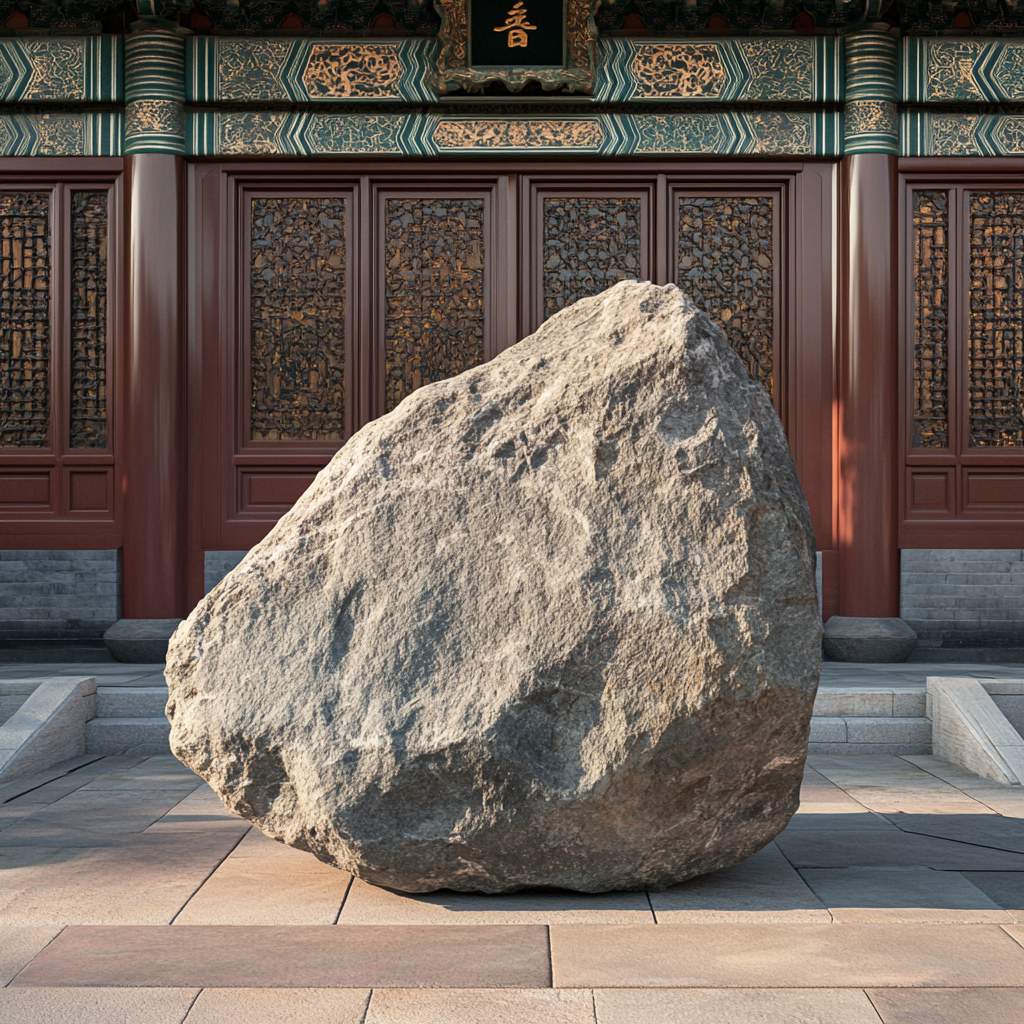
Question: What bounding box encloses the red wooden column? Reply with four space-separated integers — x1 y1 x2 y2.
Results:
120 29 189 621
836 28 901 617
121 154 187 619
838 153 900 617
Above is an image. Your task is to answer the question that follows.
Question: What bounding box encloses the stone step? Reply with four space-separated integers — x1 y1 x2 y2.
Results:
812 688 926 718
807 716 931 756
96 686 168 718
85 717 171 755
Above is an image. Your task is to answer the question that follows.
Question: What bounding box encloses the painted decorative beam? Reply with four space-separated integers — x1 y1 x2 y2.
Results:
902 110 1024 156
903 38 1024 103
0 110 122 155
594 36 841 104
188 109 840 158
0 37 122 103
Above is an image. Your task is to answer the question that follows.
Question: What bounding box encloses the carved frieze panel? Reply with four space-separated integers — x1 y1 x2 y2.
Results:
903 112 1024 157
903 38 1024 103
0 37 121 103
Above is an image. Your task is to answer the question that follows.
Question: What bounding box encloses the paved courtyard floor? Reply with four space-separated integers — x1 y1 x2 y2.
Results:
1 662 1023 1022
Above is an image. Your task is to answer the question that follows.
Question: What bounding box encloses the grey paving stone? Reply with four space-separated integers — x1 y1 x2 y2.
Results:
799 866 1010 923
594 988 882 1024
774 828 1024 870
961 872 1024 922
882 812 1024 854
647 844 830 923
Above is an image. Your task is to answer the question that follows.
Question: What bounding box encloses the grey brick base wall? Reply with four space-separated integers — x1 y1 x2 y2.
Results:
901 549 1024 644
204 551 248 595
0 550 121 639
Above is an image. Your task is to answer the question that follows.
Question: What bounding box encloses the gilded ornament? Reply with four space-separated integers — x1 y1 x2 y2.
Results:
991 45 1024 101
218 112 289 154
926 41 983 101
431 118 603 149
994 116 1024 154
34 113 86 155
25 40 86 101
746 112 812 154
741 39 814 101
629 44 725 100
125 100 185 140
632 114 728 154
928 115 978 156
301 45 404 99
845 99 898 138
304 114 406 153
218 40 290 101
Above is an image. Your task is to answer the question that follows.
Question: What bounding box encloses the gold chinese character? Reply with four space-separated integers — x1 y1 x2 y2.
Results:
494 2 536 49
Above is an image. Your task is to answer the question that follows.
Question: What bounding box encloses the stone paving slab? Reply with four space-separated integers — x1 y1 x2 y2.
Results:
185 987 370 1024
549 923 1024 988
866 986 1024 1024
593 988 883 1023
0 986 199 1024
12 925 553 989
366 988 595 1024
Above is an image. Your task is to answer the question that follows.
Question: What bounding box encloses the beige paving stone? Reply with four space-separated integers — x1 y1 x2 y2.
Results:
799 866 1011 923
366 988 596 1023
186 988 370 1024
226 828 300 858
785 809 897 830
0 924 63 985
1004 923 1024 949
0 835 239 926
144 784 249 835
14 924 552 988
0 986 198 1024
648 844 830 923
902 756 1024 818
340 878 654 925
594 988 883 1023
549 923 1024 988
882 811 1024 854
0 847 105 912
173 852 351 925
867 987 1024 1024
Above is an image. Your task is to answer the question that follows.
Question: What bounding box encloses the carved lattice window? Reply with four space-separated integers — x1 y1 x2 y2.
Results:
250 197 347 442
542 198 642 320
383 198 485 413
911 191 949 449
70 192 108 449
0 192 50 447
677 196 774 397
968 192 1024 448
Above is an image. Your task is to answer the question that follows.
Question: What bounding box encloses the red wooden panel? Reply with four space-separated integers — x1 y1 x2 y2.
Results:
907 468 953 514
819 549 839 622
0 472 51 507
68 470 110 512
239 471 317 513
963 469 1024 512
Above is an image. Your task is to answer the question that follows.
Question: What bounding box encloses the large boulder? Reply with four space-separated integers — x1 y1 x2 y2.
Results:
166 280 822 894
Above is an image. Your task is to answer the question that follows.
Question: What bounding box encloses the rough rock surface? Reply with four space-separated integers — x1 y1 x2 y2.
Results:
166 280 822 894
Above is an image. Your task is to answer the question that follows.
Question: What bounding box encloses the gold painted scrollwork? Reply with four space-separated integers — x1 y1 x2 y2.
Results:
432 118 603 149
629 44 725 99
302 45 404 99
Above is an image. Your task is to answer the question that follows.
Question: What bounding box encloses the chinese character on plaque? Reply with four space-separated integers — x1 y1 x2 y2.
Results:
435 0 599 94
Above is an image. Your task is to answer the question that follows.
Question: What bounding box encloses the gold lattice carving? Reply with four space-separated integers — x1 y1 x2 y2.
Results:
926 41 984 101
0 192 51 447
218 112 288 155
302 44 404 99
995 116 1024 155
632 114 727 154
678 196 775 395
25 40 85 101
432 118 603 149
912 191 949 449
384 198 485 412
968 192 1024 448
217 40 289 101
250 197 347 442
991 45 1024 101
629 44 725 99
